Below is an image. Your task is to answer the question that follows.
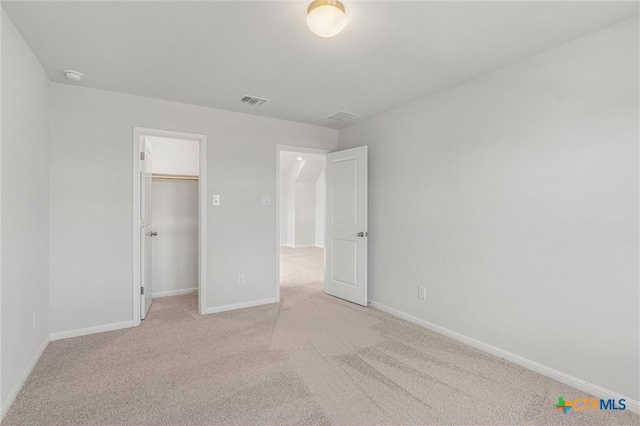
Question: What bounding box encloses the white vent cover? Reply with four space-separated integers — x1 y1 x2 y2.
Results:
239 95 270 107
326 111 360 122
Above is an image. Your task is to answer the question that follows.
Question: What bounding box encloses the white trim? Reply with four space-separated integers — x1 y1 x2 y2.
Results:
198 135 208 315
369 300 639 414
280 244 324 249
132 128 140 326
50 321 134 342
202 297 278 315
0 17 3 420
133 127 207 325
152 288 197 298
0 337 49 421
275 144 330 302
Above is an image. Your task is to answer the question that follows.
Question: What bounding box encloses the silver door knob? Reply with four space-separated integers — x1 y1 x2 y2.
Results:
357 232 365 237
151 231 158 237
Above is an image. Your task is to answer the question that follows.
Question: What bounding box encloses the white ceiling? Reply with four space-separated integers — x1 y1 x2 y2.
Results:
280 152 303 175
280 151 325 181
296 156 325 183
3 1 638 129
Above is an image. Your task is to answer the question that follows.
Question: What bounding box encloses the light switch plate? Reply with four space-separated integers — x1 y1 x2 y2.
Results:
261 195 271 206
212 195 220 206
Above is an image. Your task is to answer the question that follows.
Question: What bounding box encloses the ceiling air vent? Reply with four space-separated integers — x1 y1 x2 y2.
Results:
239 95 270 107
326 111 360 122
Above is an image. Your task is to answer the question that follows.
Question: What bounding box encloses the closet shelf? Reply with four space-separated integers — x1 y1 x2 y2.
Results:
151 173 199 181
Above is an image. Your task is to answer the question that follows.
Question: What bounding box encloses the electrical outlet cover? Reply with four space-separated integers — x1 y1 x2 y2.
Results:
418 287 427 300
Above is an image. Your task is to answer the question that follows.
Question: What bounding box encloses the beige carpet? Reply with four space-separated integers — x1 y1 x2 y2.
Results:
3 247 638 425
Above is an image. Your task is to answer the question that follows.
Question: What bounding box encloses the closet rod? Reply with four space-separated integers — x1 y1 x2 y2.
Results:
151 173 199 181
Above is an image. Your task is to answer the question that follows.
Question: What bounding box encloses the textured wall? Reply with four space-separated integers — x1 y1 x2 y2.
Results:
340 18 639 400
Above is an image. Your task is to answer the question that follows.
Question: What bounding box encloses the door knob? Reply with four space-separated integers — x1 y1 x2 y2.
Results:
357 232 365 237
151 231 158 237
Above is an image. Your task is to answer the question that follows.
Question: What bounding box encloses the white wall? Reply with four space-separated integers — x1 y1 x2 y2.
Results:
280 155 325 248
49 83 338 334
1 10 50 417
285 160 304 247
148 136 200 176
294 182 316 246
339 17 639 401
151 180 199 296
279 169 288 246
315 168 325 248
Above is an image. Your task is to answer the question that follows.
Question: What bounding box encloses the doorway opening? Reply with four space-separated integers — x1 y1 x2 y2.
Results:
133 128 207 326
276 146 328 300
275 145 368 306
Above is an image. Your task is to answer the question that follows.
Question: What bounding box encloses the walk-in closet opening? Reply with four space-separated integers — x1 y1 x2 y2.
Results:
133 128 207 325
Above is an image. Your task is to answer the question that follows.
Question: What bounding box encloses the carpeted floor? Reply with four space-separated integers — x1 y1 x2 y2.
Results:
3 247 639 425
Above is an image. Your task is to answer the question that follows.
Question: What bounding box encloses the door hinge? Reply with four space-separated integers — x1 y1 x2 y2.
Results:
140 151 145 161
140 287 144 295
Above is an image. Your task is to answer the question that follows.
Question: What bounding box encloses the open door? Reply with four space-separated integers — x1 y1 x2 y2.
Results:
324 146 368 306
140 139 154 319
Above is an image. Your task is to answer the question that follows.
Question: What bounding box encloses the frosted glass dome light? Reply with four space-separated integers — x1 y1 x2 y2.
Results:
307 0 347 38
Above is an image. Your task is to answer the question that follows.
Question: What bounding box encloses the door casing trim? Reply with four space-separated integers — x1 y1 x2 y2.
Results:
132 127 207 325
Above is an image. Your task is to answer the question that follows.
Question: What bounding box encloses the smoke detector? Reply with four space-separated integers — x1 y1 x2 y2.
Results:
64 70 83 82
239 95 270 107
326 111 360 122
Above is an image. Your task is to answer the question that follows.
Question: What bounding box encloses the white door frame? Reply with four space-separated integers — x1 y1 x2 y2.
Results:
132 127 207 325
275 144 330 302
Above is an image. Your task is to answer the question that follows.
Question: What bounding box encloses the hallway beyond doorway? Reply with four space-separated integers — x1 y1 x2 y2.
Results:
280 247 323 288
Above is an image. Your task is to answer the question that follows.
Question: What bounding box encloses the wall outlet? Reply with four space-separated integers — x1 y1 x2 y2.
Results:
212 195 220 206
237 274 244 285
33 313 38 329
418 287 427 300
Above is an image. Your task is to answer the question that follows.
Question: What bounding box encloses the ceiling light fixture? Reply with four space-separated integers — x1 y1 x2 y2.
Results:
297 157 304 161
63 70 83 82
307 0 347 38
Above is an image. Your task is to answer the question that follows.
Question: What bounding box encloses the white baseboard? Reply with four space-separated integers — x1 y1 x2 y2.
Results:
50 320 134 341
280 244 295 248
0 337 50 422
369 300 639 414
152 288 197 298
315 244 324 249
202 297 278 315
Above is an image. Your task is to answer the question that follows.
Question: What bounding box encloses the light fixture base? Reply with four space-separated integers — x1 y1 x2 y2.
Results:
308 0 345 15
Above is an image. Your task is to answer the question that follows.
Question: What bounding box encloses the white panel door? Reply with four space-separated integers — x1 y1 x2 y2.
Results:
140 139 154 319
324 146 368 306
